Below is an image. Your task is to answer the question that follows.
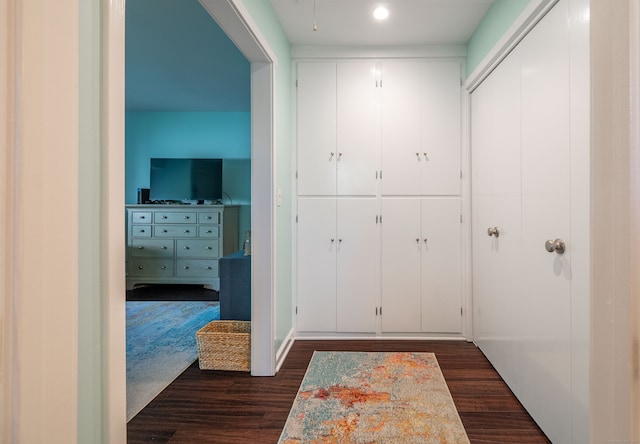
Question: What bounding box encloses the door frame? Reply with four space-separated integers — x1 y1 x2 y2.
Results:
104 0 277 440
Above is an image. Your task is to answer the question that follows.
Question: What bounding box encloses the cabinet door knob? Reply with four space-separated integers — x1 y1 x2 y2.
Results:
206 266 212 270
184 266 189 270
184 216 190 219
423 238 428 243
329 152 335 161
416 238 420 243
138 246 144 249
545 238 566 254
184 246 190 250
487 227 500 237
138 265 143 270
160 266 166 270
184 230 190 233
206 246 212 250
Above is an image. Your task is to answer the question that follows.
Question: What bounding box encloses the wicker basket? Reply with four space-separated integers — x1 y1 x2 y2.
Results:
196 320 251 371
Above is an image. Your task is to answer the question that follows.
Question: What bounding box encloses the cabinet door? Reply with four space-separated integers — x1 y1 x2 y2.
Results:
518 4 572 442
297 62 337 195
380 198 421 332
471 45 523 388
421 198 461 333
337 62 380 196
296 198 337 332
421 62 462 195
381 61 422 195
336 199 379 333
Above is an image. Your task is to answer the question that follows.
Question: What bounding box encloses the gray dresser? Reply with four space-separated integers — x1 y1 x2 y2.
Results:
126 205 239 290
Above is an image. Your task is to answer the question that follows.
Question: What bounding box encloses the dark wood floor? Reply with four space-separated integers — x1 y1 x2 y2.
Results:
127 340 550 443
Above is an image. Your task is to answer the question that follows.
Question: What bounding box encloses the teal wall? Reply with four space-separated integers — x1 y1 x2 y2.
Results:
466 0 532 76
125 111 252 244
240 0 293 353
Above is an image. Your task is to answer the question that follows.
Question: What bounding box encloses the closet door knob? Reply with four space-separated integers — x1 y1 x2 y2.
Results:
545 239 566 254
487 227 500 237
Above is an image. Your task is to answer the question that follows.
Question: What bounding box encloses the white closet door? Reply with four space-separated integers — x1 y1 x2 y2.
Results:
471 45 523 386
380 198 421 332
337 62 380 196
519 2 572 441
336 198 379 333
296 198 337 332
421 62 462 195
381 61 422 195
297 62 337 196
421 198 461 333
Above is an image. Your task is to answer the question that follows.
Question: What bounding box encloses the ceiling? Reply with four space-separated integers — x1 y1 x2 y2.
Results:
271 0 494 47
125 0 494 112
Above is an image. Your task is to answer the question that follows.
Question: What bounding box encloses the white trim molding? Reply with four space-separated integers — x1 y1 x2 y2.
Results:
464 0 559 92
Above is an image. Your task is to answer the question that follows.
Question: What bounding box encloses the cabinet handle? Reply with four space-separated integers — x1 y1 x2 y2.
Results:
162 246 167 250
184 246 190 250
545 238 566 254
138 265 143 270
206 230 212 233
206 246 212 250
331 238 335 242
423 152 428 160
487 227 500 237
138 246 144 249
184 266 189 270
206 266 212 270
329 152 335 161
184 230 190 233
184 216 190 219
140 229 145 233
162 216 167 219
140 216 146 219
416 238 420 243
337 152 342 160
163 229 168 233
416 152 420 159
339 239 343 243
423 238 428 243
160 266 166 270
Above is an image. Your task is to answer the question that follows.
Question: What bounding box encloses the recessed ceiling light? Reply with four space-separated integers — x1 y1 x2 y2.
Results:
373 6 389 21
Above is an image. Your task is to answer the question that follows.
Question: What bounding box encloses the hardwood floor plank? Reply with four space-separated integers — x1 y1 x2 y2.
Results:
127 340 550 443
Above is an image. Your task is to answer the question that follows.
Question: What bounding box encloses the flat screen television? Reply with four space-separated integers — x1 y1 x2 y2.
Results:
149 158 223 202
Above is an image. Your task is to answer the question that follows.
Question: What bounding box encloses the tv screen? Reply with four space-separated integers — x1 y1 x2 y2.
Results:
149 158 223 202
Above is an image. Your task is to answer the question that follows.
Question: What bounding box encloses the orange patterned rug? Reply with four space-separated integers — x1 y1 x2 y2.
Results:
278 351 469 443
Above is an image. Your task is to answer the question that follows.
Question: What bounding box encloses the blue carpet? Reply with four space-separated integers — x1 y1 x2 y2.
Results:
126 301 220 421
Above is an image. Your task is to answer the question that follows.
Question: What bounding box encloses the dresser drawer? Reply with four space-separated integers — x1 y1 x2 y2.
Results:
198 212 220 224
176 239 220 258
130 239 174 257
198 226 220 238
176 259 219 278
155 211 197 224
155 225 197 238
131 211 152 224
131 225 151 237
130 258 174 277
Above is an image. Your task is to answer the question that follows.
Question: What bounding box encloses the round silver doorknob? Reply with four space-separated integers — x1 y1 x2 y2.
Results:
487 227 500 237
545 239 566 254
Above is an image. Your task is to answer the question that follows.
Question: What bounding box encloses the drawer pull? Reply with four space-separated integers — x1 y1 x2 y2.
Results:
206 246 212 250
183 266 189 270
184 216 190 219
140 229 145 233
138 246 144 250
184 230 190 233
206 230 212 233
162 246 167 250
160 266 166 270
206 266 212 270
184 246 190 250
163 229 168 233
162 216 167 219
138 265 143 270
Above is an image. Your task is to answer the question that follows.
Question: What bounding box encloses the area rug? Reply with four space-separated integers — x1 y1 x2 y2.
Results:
279 352 470 443
126 301 220 421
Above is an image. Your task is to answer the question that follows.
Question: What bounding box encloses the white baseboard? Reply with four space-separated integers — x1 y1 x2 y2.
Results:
275 328 295 372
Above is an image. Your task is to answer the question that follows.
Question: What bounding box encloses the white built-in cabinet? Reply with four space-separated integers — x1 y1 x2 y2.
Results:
296 58 462 335
381 198 461 333
471 2 574 442
296 198 379 333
